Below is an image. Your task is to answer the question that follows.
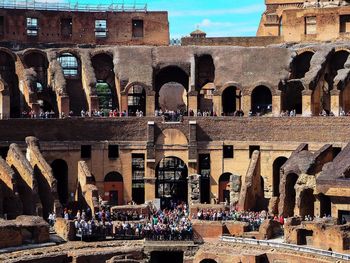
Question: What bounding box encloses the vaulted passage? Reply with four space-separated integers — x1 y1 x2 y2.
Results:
299 188 315 217
155 66 189 112
290 51 314 79
51 159 68 205
91 53 118 111
156 157 188 208
58 53 88 115
251 85 272 115
222 86 241 115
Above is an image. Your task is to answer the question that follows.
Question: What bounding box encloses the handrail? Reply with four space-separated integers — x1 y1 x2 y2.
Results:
221 236 350 260
0 0 147 12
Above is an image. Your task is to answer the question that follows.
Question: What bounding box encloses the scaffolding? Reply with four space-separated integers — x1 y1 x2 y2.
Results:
0 0 148 12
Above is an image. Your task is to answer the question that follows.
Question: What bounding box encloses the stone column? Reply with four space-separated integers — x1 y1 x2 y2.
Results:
144 162 156 202
330 89 341 116
188 174 201 206
146 95 155 117
58 95 69 117
213 94 221 116
188 91 198 115
272 92 281 117
242 95 251 116
89 95 99 112
0 92 10 119
120 92 128 113
302 89 312 117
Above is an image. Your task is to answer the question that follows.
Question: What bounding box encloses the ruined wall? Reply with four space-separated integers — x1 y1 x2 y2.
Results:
6 144 42 216
0 9 169 47
181 36 284 46
238 150 264 211
77 161 99 214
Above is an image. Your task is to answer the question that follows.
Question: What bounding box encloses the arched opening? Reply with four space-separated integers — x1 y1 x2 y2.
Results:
273 157 288 197
0 51 19 118
200 260 217 263
290 51 314 79
128 84 146 116
156 156 188 208
281 82 303 114
159 82 187 112
23 51 48 88
199 154 211 204
284 173 298 217
58 53 88 115
91 53 118 112
299 188 315 218
222 86 242 116
251 85 272 115
155 66 189 113
51 159 68 205
196 55 215 112
104 172 123 206
219 173 232 203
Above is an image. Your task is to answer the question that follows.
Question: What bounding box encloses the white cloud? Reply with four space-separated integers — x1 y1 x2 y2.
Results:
169 4 264 17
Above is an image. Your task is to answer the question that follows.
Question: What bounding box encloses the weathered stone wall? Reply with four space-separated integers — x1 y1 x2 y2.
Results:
0 9 169 47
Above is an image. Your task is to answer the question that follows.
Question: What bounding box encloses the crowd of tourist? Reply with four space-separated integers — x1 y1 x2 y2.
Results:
192 208 269 231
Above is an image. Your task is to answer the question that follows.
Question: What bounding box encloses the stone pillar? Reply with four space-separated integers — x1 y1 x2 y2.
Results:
213 94 221 116
314 195 321 218
229 174 241 207
146 95 155 117
188 91 198 115
302 89 312 117
89 95 99 112
242 95 251 116
144 163 156 202
236 90 242 110
272 93 281 117
120 92 128 113
0 93 10 119
188 174 201 206
58 95 69 117
330 89 341 116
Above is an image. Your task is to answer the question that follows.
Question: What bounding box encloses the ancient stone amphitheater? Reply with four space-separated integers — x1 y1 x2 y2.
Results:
0 0 350 262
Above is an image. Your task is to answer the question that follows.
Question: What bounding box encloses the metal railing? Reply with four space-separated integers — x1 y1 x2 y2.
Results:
221 236 350 261
0 0 147 12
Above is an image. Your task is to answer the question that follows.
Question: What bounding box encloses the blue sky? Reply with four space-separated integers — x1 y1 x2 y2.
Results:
52 0 265 38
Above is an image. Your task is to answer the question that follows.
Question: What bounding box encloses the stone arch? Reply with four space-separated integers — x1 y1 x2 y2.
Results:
91 52 118 111
58 52 88 115
218 172 232 203
51 159 68 205
156 156 188 208
251 85 272 115
154 65 189 112
156 128 188 146
221 84 242 115
272 157 288 197
281 82 303 114
104 171 123 205
290 51 315 79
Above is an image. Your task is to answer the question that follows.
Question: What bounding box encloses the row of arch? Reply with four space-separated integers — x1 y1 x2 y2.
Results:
2 47 350 117
50 155 292 210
